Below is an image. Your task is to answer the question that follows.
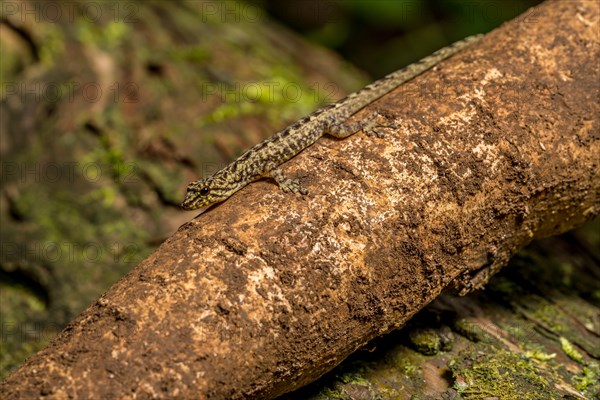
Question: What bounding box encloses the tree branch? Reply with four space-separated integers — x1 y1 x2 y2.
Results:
2 0 599 398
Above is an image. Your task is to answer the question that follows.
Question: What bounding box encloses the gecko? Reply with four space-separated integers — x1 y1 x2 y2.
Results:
182 35 481 210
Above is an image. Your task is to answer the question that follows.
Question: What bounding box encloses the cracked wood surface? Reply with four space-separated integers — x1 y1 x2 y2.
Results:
1 0 599 398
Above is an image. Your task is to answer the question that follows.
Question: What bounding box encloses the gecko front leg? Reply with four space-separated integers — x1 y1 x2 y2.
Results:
266 168 308 195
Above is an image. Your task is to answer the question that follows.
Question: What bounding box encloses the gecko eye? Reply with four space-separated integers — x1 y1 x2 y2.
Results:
199 187 210 196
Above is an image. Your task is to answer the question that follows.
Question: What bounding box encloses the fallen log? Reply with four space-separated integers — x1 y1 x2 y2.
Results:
1 0 598 398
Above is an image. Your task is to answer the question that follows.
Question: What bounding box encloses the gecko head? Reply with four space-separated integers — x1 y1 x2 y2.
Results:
181 177 232 210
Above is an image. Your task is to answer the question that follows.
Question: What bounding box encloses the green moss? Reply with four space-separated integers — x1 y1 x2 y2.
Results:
75 20 130 51
321 387 347 399
38 29 65 66
201 101 257 125
450 348 553 399
408 327 453 356
308 371 377 400
0 285 46 324
524 349 556 361
171 47 211 63
200 72 324 128
401 361 418 376
559 337 584 364
339 371 369 386
102 21 130 50
0 336 50 381
0 284 55 380
531 304 567 333
572 364 599 393
452 318 485 342
12 180 150 321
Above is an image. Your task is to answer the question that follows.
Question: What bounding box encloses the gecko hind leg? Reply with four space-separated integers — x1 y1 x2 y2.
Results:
362 111 399 138
327 111 397 139
267 169 308 195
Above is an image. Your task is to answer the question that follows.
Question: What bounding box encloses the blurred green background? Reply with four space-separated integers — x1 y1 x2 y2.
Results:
253 0 542 76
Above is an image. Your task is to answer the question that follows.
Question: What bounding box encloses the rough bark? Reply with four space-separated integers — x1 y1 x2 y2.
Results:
2 0 599 399
280 221 600 399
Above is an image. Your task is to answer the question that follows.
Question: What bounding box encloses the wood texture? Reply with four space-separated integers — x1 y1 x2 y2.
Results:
1 0 599 398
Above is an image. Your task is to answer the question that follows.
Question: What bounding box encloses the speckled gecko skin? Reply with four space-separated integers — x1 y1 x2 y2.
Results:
182 35 481 210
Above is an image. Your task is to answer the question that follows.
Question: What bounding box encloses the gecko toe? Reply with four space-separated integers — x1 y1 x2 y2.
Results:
364 126 387 138
283 179 307 195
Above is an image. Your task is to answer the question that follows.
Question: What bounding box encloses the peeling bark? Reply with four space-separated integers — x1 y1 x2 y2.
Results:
1 0 599 399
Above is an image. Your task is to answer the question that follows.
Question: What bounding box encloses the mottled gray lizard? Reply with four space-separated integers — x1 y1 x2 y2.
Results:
182 35 481 210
